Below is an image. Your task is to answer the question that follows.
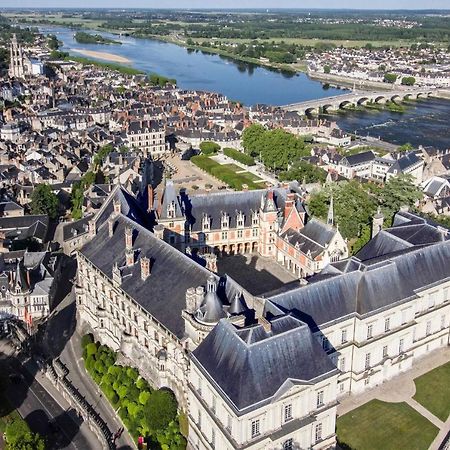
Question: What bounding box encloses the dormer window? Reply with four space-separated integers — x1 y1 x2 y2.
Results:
167 201 176 219
221 212 229 230
202 214 210 231
237 211 245 228
252 211 259 226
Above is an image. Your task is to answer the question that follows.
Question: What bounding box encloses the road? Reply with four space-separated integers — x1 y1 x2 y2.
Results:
0 341 98 450
42 290 135 450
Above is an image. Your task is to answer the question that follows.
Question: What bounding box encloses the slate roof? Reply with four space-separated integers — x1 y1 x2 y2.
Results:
192 315 337 413
388 152 422 174
356 211 450 261
341 151 375 166
178 187 300 232
266 237 450 330
80 213 243 339
281 219 337 259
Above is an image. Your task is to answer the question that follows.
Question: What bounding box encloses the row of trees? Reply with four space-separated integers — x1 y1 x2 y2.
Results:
4 415 45 450
242 124 309 171
81 335 186 449
308 176 422 253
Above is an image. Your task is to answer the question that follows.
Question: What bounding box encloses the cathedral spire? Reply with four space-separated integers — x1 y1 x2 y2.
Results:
327 196 334 226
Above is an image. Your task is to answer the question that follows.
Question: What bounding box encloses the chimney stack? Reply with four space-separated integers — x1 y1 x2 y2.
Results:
88 219 96 238
126 248 134 267
108 218 114 237
258 317 272 333
125 225 133 249
113 198 121 215
141 256 150 280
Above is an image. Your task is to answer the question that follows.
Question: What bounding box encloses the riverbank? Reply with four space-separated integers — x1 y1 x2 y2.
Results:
70 48 131 64
309 71 395 91
147 34 304 74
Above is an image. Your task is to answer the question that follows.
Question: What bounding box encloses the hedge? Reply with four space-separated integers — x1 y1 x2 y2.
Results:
223 147 255 166
81 336 186 448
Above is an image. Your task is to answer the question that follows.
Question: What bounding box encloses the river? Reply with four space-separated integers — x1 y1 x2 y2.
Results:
40 26 346 106
41 26 449 149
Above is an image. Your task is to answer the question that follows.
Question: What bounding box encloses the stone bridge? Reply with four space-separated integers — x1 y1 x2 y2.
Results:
282 88 434 115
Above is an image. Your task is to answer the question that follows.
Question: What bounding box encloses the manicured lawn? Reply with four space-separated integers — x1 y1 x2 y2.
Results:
191 155 261 190
336 399 439 450
413 361 450 422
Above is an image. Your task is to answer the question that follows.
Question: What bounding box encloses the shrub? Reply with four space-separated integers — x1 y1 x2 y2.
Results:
81 334 94 348
139 390 152 406
85 342 98 357
144 389 178 433
199 141 220 155
223 147 255 166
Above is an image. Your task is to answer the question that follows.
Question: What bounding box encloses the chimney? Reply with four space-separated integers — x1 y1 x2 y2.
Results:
108 218 114 237
154 224 164 240
258 317 272 333
372 207 384 238
185 287 197 314
88 219 96 238
204 253 217 273
400 205 410 213
26 270 30 287
141 256 150 280
125 225 133 249
113 198 121 215
125 248 134 267
284 192 295 217
147 185 154 212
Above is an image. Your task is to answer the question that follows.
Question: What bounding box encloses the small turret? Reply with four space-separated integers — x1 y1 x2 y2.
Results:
372 207 384 238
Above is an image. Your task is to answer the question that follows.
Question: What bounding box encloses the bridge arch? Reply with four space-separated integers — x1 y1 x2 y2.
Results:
339 100 355 110
390 94 402 103
305 107 319 116
357 97 369 106
375 96 386 104
322 104 336 113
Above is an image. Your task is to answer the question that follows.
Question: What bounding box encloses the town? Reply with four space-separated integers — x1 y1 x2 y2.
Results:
0 10 449 450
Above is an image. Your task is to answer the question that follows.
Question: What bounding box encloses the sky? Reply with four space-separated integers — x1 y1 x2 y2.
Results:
1 0 449 9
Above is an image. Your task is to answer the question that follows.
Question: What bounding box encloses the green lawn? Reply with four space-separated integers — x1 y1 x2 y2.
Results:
191 156 262 190
337 399 439 450
413 361 450 422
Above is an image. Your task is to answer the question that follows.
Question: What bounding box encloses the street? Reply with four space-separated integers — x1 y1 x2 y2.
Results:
0 341 99 450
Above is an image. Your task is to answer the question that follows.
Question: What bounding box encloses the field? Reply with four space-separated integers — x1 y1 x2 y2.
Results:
336 399 439 450
413 361 450 422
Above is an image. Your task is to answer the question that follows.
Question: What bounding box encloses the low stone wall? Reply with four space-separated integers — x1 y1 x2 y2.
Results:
45 359 115 450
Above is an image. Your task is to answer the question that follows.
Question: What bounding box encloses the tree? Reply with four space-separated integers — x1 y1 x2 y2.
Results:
351 224 371 255
401 76 416 86
379 175 422 226
5 418 45 450
199 141 220 155
384 73 398 84
143 389 178 433
30 183 59 219
242 124 266 157
279 160 327 184
323 64 331 74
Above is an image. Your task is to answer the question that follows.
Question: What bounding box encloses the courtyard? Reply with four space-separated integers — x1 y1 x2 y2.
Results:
337 399 439 450
216 253 298 296
337 349 450 450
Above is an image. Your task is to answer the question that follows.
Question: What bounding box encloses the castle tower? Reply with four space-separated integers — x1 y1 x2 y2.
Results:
372 207 384 238
8 34 25 79
259 190 279 258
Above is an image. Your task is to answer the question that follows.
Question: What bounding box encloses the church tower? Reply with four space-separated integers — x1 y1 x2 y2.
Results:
327 196 334 226
8 34 25 79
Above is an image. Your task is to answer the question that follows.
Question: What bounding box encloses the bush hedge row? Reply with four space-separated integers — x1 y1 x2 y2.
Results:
223 147 255 166
81 334 186 449
191 155 259 190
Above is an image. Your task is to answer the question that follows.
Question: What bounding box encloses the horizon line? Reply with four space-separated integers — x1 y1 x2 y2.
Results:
1 7 450 11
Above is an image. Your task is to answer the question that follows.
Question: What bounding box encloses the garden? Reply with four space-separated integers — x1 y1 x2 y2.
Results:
81 334 187 449
191 155 261 190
